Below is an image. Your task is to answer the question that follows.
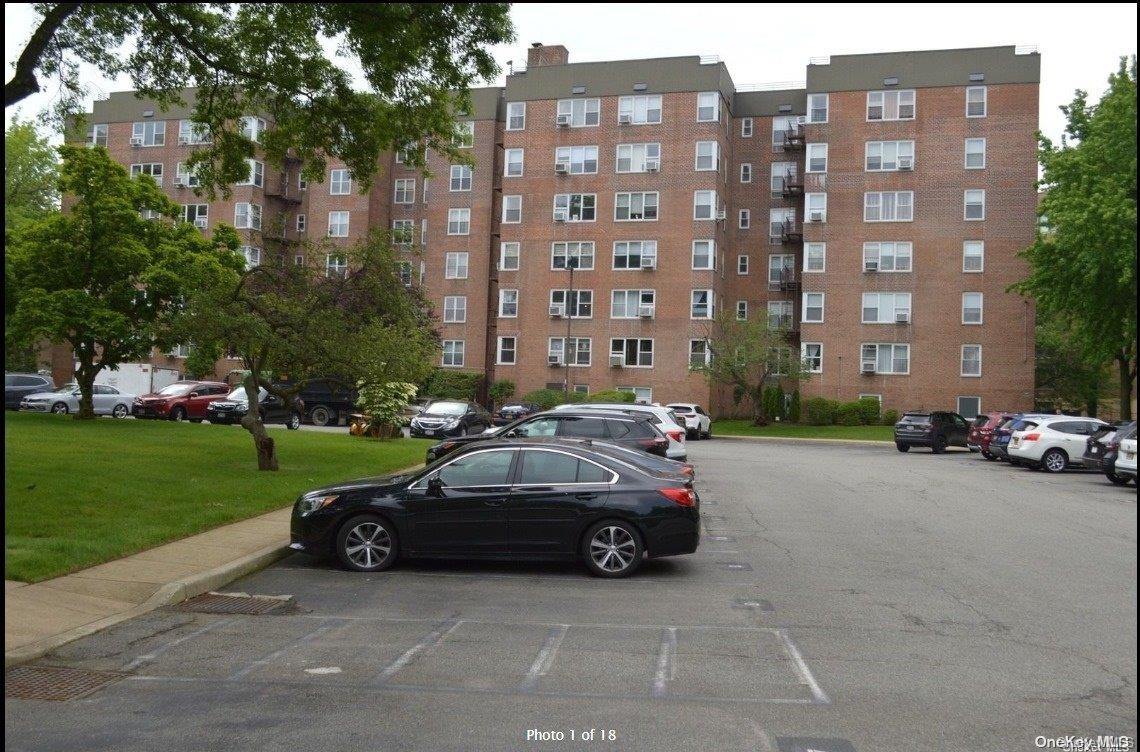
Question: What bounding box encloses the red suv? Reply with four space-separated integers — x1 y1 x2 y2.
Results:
133 381 231 422
967 412 1015 460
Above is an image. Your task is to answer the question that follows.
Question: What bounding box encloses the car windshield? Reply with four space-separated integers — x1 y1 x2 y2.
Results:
424 401 467 417
1012 419 1038 431
225 387 264 401
971 415 990 427
157 384 195 396
900 414 930 423
500 404 528 411
53 384 79 393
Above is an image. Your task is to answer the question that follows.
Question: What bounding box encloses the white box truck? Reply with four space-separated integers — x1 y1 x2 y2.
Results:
80 363 183 396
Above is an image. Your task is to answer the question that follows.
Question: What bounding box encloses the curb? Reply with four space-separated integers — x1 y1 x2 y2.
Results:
4 541 290 669
714 433 892 446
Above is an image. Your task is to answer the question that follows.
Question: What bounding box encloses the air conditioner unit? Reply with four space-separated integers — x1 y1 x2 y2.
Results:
861 361 877 374
645 160 660 172
864 259 879 272
554 162 570 174
638 305 654 318
715 210 727 221
549 305 565 318
548 355 562 366
808 211 824 223
895 311 911 324
177 136 190 145
129 137 143 147
553 210 569 222
193 218 208 229
898 157 913 170
173 177 186 188
640 256 656 270
610 355 624 368
556 114 571 127
618 113 633 125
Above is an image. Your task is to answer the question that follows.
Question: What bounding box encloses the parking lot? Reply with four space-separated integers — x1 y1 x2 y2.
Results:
5 439 1136 751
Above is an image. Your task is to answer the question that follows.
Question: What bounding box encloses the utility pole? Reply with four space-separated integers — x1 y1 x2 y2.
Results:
563 256 577 399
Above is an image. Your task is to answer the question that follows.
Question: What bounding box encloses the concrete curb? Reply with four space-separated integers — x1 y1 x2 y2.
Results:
3 541 291 669
714 433 892 446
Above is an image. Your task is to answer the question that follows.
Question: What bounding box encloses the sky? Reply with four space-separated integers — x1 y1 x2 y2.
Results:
5 2 1138 143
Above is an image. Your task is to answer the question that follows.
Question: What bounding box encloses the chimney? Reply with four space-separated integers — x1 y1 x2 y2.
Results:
526 42 569 68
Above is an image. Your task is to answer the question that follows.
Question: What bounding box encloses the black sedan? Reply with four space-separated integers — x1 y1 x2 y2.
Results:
423 410 669 463
290 438 700 577
492 402 542 426
205 386 304 429
408 400 492 438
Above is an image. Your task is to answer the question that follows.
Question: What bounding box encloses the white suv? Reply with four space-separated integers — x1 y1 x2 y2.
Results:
554 403 687 460
1008 415 1108 473
666 403 712 440
1116 437 1137 483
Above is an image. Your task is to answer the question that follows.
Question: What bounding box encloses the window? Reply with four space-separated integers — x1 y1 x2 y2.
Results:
741 118 753 137
441 340 465 367
806 143 828 173
497 337 517 365
240 116 266 142
553 193 596 222
863 241 913 272
768 254 794 286
326 254 347 278
963 241 985 272
614 192 658 221
502 195 522 223
444 252 469 279
232 159 262 188
772 115 798 146
86 123 108 147
861 343 910 374
447 208 471 235
615 143 661 173
802 343 823 373
737 255 750 275
695 141 718 171
449 165 473 191
962 293 984 324
294 254 305 267
692 240 715 270
689 340 711 368
498 289 518 318
864 191 914 222
739 209 750 229
617 386 653 404
613 240 657 270
549 337 591 366
957 396 981 419
507 102 526 130
862 293 912 323
555 145 598 174
740 163 752 183
299 174 308 191
422 178 429 204
804 242 826 272
965 138 986 169
550 289 593 318
611 289 655 319
611 338 654 367
736 301 748 320
396 261 412 286
865 140 915 171
443 296 467 323
421 219 428 245
808 93 829 123
394 179 415 204
805 193 827 222
131 121 165 146
556 98 600 127
768 301 793 330
330 169 352 195
697 92 719 122
866 90 915 121
964 189 985 220
966 86 987 117
296 214 307 233
551 241 594 270
177 120 210 144
234 202 262 230
499 242 520 271
618 95 662 124
328 210 349 237
961 345 982 377
771 162 796 195
802 292 824 323
130 163 163 185
690 289 714 319
505 148 524 177
770 208 795 238
183 204 208 225
238 245 261 270
454 121 475 148
392 219 414 245
693 190 717 220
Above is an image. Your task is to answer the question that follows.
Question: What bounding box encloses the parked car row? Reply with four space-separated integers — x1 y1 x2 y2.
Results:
17 382 135 417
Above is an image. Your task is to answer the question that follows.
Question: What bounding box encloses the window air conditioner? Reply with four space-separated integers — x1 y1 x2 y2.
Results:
173 177 186 188
554 162 570 174
638 305 654 318
193 218 208 229
808 211 824 222
178 136 191 145
645 160 660 172
639 256 656 270
129 137 143 147
864 259 879 272
548 355 562 366
553 210 569 222
861 361 877 374
895 311 911 324
610 355 624 368
898 157 913 170
715 210 727 221
618 113 633 125
556 114 571 126
549 305 565 318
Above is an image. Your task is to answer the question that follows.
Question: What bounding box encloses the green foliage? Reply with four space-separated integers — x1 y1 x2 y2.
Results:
5 118 59 231
856 397 882 425
1034 314 1111 415
836 402 863 426
805 397 839 426
421 368 483 401
1015 56 1137 419
585 389 635 404
183 342 222 380
357 381 419 430
11 4 513 197
522 389 570 410
789 389 802 423
488 379 516 406
881 409 900 426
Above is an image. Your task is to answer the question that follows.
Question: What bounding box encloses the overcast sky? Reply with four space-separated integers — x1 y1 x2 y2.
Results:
5 3 1137 142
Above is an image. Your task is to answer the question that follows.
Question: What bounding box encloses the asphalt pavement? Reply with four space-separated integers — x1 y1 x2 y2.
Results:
5 440 1136 751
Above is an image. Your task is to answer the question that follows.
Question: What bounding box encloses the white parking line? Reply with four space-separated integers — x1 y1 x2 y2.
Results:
227 620 342 680
519 624 569 692
651 627 678 697
121 618 234 672
775 628 830 704
373 618 462 685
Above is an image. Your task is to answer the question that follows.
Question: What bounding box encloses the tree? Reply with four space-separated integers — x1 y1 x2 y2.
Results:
7 4 513 195
6 145 241 418
5 118 59 230
1015 57 1137 420
1035 315 1110 416
696 312 813 425
488 379 516 408
181 231 436 470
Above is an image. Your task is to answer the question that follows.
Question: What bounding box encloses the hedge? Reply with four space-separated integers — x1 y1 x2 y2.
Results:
856 397 882 425
836 402 863 426
585 389 635 403
804 397 839 425
420 369 483 401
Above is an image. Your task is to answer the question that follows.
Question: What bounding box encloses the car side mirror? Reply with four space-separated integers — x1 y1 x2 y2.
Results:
505 429 519 438
427 476 443 497
188 392 199 398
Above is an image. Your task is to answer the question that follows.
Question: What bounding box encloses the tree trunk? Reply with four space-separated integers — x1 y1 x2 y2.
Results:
73 358 99 420
750 386 768 426
241 375 278 471
1119 352 1134 422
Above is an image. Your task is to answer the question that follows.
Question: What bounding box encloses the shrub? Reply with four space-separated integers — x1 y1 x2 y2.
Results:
881 409 900 426
762 386 782 420
356 381 418 433
856 397 881 425
836 401 863 426
488 379 515 407
585 389 635 403
521 389 566 410
789 389 802 423
419 369 483 400
804 397 838 425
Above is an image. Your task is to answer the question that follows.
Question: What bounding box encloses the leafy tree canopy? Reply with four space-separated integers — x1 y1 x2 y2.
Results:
5 117 60 231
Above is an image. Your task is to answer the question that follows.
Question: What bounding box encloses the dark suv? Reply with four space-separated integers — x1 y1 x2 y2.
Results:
1084 422 1136 485
5 373 55 410
895 411 970 453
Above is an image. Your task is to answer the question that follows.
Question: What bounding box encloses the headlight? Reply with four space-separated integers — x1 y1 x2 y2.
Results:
441 417 460 426
298 494 338 516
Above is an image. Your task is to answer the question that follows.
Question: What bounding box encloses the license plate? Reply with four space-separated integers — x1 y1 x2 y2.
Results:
1011 438 1020 446
1125 452 1135 460
423 429 435 436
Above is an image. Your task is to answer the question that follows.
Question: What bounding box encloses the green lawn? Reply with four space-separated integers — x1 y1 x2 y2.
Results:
713 419 895 442
4 413 431 583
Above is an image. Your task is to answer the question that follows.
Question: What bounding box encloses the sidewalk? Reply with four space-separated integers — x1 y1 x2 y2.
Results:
4 506 293 667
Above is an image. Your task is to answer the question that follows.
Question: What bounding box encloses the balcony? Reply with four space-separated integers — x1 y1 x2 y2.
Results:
265 174 302 203
781 122 805 150
767 270 799 293
767 314 799 335
780 219 803 243
780 170 803 198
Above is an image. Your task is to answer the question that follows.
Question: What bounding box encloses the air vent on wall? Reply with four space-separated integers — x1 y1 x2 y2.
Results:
571 85 586 94
633 83 648 92
778 104 792 113
142 110 154 118
969 73 985 82
883 77 899 87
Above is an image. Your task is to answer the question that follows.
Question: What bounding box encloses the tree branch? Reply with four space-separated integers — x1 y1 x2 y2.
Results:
5 3 81 107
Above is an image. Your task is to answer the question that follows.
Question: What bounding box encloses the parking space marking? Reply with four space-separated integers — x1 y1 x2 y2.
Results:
519 624 569 692
651 627 677 697
121 618 233 672
373 618 462 685
775 629 830 705
227 619 342 680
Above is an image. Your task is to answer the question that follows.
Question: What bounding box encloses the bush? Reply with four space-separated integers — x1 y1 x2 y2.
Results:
521 389 566 410
836 401 863 426
488 379 515 407
585 389 635 404
789 389 802 423
420 369 483 401
356 381 418 433
856 397 881 425
804 397 838 425
881 409 900 425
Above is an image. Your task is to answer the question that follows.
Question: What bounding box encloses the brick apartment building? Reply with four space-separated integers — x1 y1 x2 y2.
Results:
56 43 1040 418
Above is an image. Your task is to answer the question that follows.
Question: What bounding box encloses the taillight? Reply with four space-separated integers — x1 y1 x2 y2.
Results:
658 487 696 507
1023 433 1041 442
666 430 684 443
680 465 695 477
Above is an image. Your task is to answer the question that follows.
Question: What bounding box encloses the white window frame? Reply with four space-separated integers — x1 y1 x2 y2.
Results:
177 120 211 144
549 337 592 367
87 123 108 147
768 300 794 330
615 143 661 173
740 163 752 183
614 192 658 222
736 301 748 320
234 202 262 231
554 145 599 175
550 289 593 319
610 338 654 368
612 240 657 270
502 195 522 223
738 209 750 229
296 214 307 233
965 138 986 169
454 121 475 148
553 193 597 222
327 210 349 238
504 148 524 177
131 121 166 147
551 241 595 271
741 118 754 137
864 191 914 222
238 245 261 270
497 336 517 365
618 95 662 125
610 289 656 320
802 342 823 373
556 98 601 128
964 189 986 221
861 343 911 375
441 340 465 368
183 204 208 225
866 90 916 121
694 141 718 171
447 208 471 235
449 164 473 192
691 240 715 271
506 102 526 131
807 93 829 124
865 140 915 172
860 292 913 324
961 345 982 377
806 143 828 173
239 116 266 143
130 163 164 186
693 190 717 220
802 292 825 323
394 178 416 204
806 193 827 222
325 254 347 278
689 339 711 369
690 289 714 319
392 219 414 245
443 295 467 324
962 293 984 325
863 241 913 272
330 169 352 195
804 242 826 273
737 255 750 275
771 161 795 196
966 86 987 118
697 92 719 122
444 252 469 280
963 241 985 273
498 289 519 318
499 242 520 272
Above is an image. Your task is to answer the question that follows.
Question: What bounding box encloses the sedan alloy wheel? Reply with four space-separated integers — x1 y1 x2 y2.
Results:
51 402 69 414
584 522 642 577
1041 448 1068 473
112 404 129 418
335 515 397 572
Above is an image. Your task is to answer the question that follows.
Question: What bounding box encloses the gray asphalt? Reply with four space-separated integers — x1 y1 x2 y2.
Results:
5 439 1136 752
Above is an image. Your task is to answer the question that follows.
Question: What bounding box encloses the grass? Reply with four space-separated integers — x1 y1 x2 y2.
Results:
712 419 895 442
4 413 431 583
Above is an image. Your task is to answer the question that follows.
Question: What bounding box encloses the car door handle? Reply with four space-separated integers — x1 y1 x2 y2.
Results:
483 499 506 507
575 492 598 500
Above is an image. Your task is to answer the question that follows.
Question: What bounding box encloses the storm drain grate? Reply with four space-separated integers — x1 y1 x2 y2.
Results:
5 665 125 701
172 591 296 616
